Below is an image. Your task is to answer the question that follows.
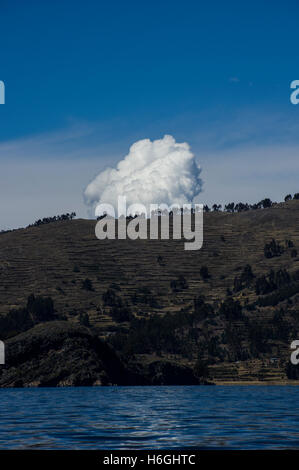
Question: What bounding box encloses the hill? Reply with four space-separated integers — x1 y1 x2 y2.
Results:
0 199 299 386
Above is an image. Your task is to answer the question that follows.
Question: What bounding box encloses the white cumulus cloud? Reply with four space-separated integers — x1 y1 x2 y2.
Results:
84 135 202 215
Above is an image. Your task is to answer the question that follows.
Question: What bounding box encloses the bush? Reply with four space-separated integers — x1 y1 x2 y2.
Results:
200 266 210 280
131 287 160 307
194 296 213 320
260 198 272 208
170 275 188 292
28 212 76 227
111 305 133 323
286 362 299 379
81 278 94 291
79 312 90 327
27 294 55 322
234 264 255 291
258 282 299 306
0 308 33 339
0 294 56 338
264 239 284 258
194 359 209 378
255 269 291 295
219 297 242 320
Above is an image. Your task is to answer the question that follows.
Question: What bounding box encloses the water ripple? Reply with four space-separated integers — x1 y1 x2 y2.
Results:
0 386 298 449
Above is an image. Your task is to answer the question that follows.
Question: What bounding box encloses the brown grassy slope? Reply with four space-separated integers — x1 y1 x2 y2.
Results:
1 200 299 384
0 199 298 323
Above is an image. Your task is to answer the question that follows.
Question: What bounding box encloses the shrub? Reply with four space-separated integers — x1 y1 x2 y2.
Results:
27 294 55 322
264 239 284 258
111 305 133 323
234 264 255 291
79 312 90 327
28 212 76 227
286 362 299 379
257 282 299 306
255 269 291 295
170 275 188 292
194 359 209 378
219 297 242 320
200 266 210 280
81 278 94 291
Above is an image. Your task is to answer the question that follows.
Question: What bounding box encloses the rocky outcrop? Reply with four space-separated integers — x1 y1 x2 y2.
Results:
0 321 212 387
0 321 141 387
129 360 211 385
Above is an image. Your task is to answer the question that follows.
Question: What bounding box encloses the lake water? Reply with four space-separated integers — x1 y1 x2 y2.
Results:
0 386 298 449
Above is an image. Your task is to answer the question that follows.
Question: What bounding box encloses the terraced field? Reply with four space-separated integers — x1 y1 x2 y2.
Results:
0 199 299 384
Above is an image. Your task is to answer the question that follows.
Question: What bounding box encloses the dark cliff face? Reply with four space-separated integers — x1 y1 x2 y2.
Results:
0 321 202 387
0 321 131 387
141 361 207 386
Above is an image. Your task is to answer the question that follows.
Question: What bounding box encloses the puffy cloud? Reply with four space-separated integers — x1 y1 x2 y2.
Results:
84 135 202 215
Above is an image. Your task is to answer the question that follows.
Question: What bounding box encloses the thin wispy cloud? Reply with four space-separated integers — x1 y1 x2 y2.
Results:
229 77 240 83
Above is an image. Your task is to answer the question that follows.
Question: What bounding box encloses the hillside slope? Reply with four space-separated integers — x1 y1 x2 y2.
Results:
0 200 299 385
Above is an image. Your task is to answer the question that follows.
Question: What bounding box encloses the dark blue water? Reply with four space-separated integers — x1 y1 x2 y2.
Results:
0 386 298 449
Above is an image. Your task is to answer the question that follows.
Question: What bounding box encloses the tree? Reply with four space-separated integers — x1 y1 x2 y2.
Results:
200 266 210 280
111 305 133 322
79 312 90 327
194 295 212 320
264 239 284 258
234 264 255 292
29 212 77 228
260 198 272 208
235 202 250 212
255 275 274 295
286 362 299 380
219 297 242 320
82 278 94 291
224 202 235 212
194 359 209 378
170 275 188 292
285 194 292 202
157 255 164 266
27 294 55 322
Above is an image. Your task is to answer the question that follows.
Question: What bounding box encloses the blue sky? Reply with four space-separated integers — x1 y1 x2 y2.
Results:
0 0 299 229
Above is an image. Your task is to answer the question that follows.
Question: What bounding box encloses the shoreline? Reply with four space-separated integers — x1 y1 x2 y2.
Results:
213 380 299 386
1 381 299 388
